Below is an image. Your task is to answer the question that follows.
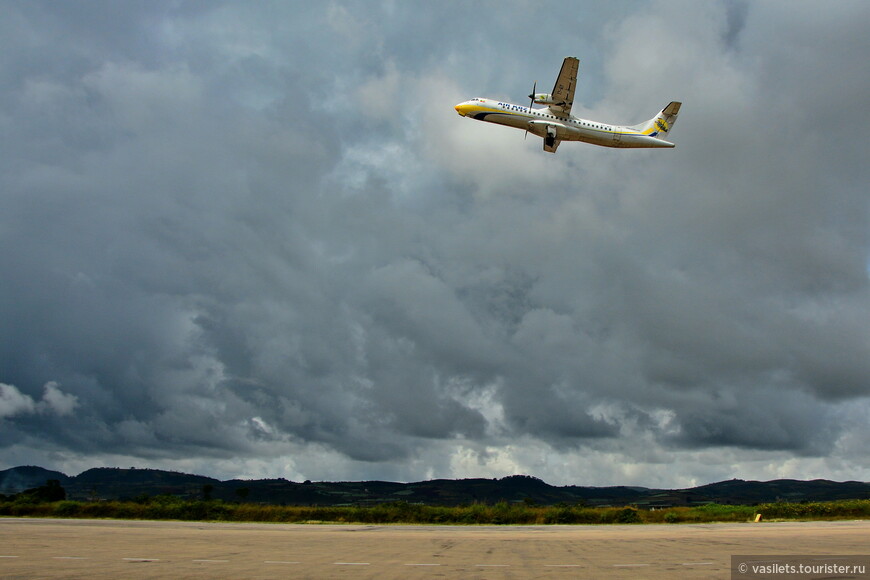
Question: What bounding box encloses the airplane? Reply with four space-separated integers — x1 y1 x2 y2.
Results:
454 57 681 153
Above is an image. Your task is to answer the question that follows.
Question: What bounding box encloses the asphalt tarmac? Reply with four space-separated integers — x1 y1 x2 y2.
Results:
1 517 868 579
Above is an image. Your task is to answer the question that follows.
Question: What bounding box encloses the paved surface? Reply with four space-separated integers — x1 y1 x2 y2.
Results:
1 518 868 579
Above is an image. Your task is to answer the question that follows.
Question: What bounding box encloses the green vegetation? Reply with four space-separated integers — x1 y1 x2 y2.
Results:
2 496 869 525
755 499 870 520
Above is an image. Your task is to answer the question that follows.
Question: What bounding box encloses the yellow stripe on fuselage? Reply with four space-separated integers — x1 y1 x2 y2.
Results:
457 100 649 140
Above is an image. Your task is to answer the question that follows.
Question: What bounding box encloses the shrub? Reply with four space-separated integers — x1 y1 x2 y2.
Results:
543 505 579 524
758 500 870 520
461 503 490 524
615 507 641 523
53 501 81 517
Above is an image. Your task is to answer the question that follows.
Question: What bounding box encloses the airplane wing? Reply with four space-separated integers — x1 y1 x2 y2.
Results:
550 57 579 115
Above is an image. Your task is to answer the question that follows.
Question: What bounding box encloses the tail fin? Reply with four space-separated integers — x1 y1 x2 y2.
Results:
632 101 681 139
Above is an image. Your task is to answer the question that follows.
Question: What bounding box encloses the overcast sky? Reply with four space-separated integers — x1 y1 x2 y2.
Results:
1 0 868 488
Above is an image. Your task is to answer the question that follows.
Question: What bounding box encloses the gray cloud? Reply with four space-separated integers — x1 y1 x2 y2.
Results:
1 0 868 486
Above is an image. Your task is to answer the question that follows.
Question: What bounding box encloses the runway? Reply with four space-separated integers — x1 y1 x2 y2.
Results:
1 518 868 579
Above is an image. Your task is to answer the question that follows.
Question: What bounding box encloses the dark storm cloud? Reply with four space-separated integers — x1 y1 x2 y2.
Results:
1 0 868 485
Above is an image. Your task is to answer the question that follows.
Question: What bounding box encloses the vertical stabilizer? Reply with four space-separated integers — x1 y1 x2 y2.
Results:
632 101 681 139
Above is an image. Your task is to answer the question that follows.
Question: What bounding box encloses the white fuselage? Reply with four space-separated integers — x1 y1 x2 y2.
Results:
454 98 675 149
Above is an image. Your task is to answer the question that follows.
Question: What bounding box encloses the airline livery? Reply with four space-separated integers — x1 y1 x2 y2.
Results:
454 57 681 153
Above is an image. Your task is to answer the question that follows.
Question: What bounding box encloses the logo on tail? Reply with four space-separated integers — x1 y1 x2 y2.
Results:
639 102 680 139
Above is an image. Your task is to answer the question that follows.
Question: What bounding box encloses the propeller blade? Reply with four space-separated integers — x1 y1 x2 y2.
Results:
525 81 536 141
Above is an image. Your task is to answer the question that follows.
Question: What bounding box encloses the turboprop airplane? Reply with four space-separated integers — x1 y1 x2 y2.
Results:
454 56 681 152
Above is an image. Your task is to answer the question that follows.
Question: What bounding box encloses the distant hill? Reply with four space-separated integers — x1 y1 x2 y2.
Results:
678 478 870 505
71 467 220 501
0 466 70 494
1 466 867 507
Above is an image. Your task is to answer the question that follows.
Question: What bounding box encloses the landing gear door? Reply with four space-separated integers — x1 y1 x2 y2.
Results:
543 126 561 153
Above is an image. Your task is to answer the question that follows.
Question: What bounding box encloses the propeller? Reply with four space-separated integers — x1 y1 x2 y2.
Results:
525 81 536 140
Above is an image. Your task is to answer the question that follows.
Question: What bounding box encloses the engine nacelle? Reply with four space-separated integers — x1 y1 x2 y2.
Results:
532 93 557 105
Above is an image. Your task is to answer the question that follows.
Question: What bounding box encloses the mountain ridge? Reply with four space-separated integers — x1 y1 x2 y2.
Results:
1 466 867 507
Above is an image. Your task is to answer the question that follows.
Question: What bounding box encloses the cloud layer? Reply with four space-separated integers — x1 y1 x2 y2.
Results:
1 0 868 486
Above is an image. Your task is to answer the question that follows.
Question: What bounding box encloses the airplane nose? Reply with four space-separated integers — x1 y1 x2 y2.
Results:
454 103 467 117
